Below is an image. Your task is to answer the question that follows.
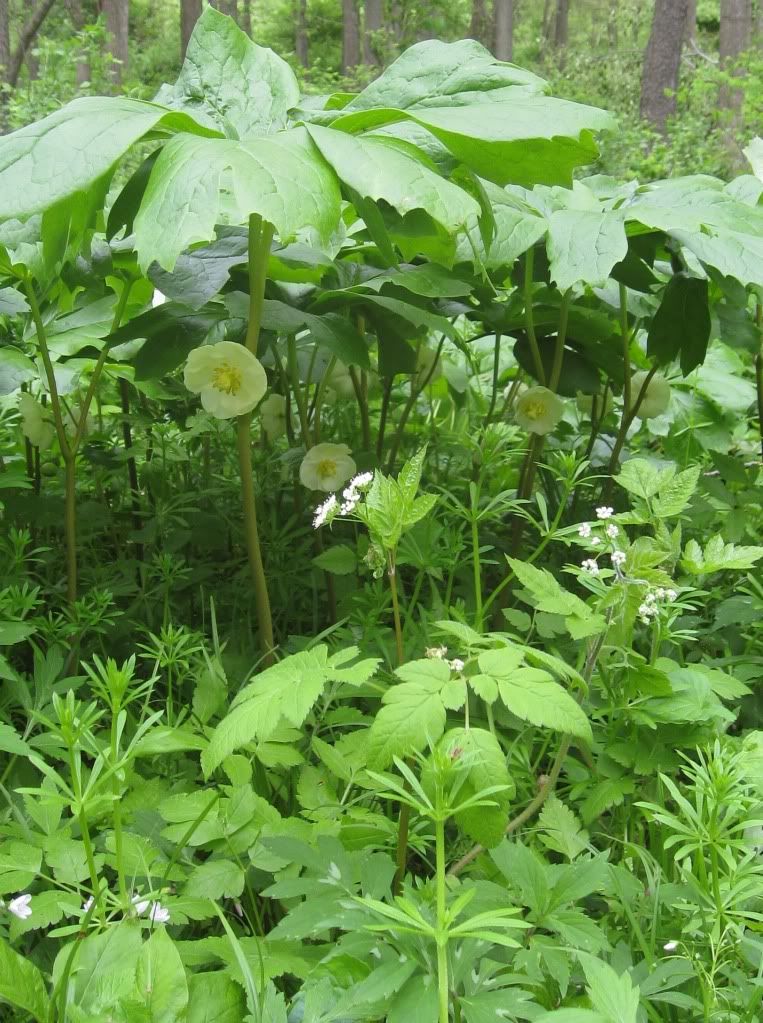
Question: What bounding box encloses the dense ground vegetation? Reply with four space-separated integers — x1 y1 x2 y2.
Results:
1 6 763 1023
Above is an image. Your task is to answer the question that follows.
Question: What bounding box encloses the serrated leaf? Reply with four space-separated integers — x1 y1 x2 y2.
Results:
367 659 450 769
580 954 640 1023
184 859 244 900
538 795 589 859
615 458 670 501
652 465 700 518
681 535 763 574
547 209 627 291
508 558 590 619
447 727 514 847
312 544 357 576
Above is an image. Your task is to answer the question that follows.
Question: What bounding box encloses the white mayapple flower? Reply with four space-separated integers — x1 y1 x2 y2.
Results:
631 371 671 419
260 393 287 441
514 386 564 435
325 361 357 400
299 443 356 492
184 342 267 419
414 345 442 388
18 393 55 449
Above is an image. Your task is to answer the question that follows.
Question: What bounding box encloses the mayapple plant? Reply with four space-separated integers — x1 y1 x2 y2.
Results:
0 6 614 655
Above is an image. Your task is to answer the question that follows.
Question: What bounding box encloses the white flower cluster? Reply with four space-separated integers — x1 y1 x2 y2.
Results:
638 587 678 624
132 894 170 923
425 646 464 672
578 508 626 576
1 893 32 919
312 471 374 529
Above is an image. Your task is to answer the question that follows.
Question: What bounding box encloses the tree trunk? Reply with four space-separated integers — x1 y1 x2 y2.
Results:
240 0 251 36
0 0 9 82
341 0 360 72
719 0 752 109
5 0 57 87
470 0 490 45
103 0 129 85
639 0 689 132
685 0 697 40
295 0 308 65
208 0 237 17
363 0 383 64
493 0 513 59
181 0 202 58
66 0 92 85
553 0 569 46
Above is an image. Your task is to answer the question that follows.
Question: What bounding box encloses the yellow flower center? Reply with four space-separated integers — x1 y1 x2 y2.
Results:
524 399 546 421
317 458 337 479
212 362 243 395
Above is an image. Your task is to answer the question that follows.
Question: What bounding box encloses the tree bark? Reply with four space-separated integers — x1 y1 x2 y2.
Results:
341 0 360 72
493 0 513 59
470 0 490 45
181 0 202 58
719 0 752 109
0 0 9 82
103 0 129 85
363 0 383 63
295 0 308 65
553 0 569 47
685 0 697 40
639 0 689 132
66 0 92 85
208 0 237 17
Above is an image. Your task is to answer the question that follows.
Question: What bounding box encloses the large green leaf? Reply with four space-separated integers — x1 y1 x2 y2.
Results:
133 126 341 271
647 274 710 374
0 347 36 394
106 304 226 380
134 927 189 1023
158 7 299 139
0 97 216 223
259 298 369 366
331 98 615 188
456 181 546 268
547 209 627 290
0 938 50 1023
446 726 515 847
307 125 480 234
341 38 546 112
187 972 246 1023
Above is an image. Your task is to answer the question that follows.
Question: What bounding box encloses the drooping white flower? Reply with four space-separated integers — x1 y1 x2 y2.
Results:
184 342 267 419
581 559 599 575
663 940 679 951
611 551 626 567
578 523 592 538
631 371 671 419
300 443 356 492
313 494 338 529
324 361 357 400
414 345 442 388
7 894 32 920
132 895 150 915
596 506 614 520
606 524 619 539
514 386 564 436
149 901 170 924
18 393 55 449
259 393 287 441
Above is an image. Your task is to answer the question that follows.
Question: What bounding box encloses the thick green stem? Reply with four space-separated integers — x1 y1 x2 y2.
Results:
63 457 77 603
110 717 127 904
755 303 763 461
601 365 657 500
470 484 483 632
548 291 571 393
237 414 275 664
236 215 276 664
435 815 450 1023
524 249 545 386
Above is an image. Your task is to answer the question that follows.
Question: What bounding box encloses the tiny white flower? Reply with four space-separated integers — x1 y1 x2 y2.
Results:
313 494 338 529
340 498 358 515
645 591 657 604
606 524 619 539
132 895 150 915
82 896 94 913
184 341 268 419
611 551 626 567
149 902 170 924
581 559 599 575
349 471 374 490
656 587 666 599
515 386 565 436
632 371 671 419
596 506 614 520
663 940 679 951
259 393 287 441
590 536 601 546
7 894 32 920
426 646 448 660
666 589 678 602
18 393 55 450
578 523 592 538
449 658 465 672
300 443 356 492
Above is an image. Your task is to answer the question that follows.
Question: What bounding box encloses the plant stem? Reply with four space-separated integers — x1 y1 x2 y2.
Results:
110 714 127 904
388 551 404 666
376 377 393 461
435 813 450 1023
63 455 77 603
524 248 545 385
601 365 657 501
349 365 371 451
755 302 762 461
470 483 483 632
236 214 276 664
